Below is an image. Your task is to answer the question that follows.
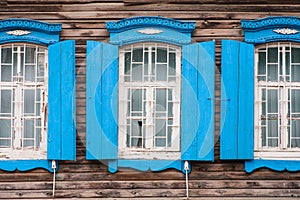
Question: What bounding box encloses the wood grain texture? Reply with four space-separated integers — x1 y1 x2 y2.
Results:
1 0 300 199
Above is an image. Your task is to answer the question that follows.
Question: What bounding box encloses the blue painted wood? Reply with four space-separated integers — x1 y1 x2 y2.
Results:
220 40 254 160
106 16 196 46
181 41 215 161
0 18 61 45
108 160 188 173
0 160 57 172
86 41 119 160
242 16 300 44
245 160 300 173
48 40 76 161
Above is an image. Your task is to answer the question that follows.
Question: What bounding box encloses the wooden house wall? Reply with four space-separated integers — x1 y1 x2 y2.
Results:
1 0 300 199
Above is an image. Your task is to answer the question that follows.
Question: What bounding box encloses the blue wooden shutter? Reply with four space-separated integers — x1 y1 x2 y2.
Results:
86 41 118 160
181 41 215 161
220 40 254 160
48 40 76 160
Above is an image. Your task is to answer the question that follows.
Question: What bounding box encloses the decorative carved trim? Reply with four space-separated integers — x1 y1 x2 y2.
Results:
137 28 163 35
273 28 299 35
106 16 195 33
0 18 62 34
242 16 300 29
6 30 31 36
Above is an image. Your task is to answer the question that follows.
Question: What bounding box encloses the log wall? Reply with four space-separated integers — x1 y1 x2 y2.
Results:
1 0 300 199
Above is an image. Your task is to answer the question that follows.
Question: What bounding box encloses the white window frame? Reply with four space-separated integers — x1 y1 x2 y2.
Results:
0 43 48 160
254 42 300 160
118 43 181 160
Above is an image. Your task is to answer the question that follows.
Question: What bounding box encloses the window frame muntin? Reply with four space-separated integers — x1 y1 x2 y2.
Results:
0 43 48 160
254 42 300 160
118 42 181 160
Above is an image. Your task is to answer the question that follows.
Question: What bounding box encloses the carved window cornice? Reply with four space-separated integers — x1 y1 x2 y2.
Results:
241 16 300 44
0 18 62 45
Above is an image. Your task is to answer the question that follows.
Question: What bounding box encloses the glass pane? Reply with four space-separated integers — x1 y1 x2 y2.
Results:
267 64 278 81
1 65 12 82
286 51 290 80
167 120 173 147
131 120 142 137
258 52 266 81
132 64 142 81
24 90 35 114
268 120 278 147
35 119 41 147
291 90 300 113
267 90 278 113
132 89 142 112
291 65 300 82
1 47 12 64
25 65 35 82
24 119 34 147
292 120 300 139
157 47 167 63
292 47 300 63
169 52 176 76
37 53 45 79
155 138 166 147
156 64 167 81
0 119 11 138
261 126 266 147
124 52 131 75
155 119 166 136
132 48 143 62
0 90 11 114
25 46 36 64
268 47 278 63
156 89 166 112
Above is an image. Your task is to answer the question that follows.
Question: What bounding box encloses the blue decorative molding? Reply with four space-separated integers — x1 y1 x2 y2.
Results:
245 159 300 173
0 18 62 45
0 160 58 173
108 160 191 174
242 16 300 44
106 16 195 34
106 16 195 46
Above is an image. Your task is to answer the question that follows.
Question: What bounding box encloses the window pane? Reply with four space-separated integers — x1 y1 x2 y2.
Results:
291 47 300 63
24 119 34 147
291 65 300 82
132 64 142 81
258 52 266 81
0 119 12 138
169 52 176 75
1 47 12 64
25 46 36 64
267 90 278 113
268 47 278 63
132 48 143 62
291 90 300 113
24 90 35 114
268 120 278 147
155 138 166 147
1 65 12 82
37 53 45 79
155 119 166 136
0 90 11 114
267 64 278 81
156 64 167 81
25 65 35 82
124 52 131 75
292 120 300 137
157 47 167 63
132 89 143 113
156 89 166 112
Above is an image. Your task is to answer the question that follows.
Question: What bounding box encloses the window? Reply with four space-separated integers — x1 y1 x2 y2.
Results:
221 16 300 172
119 43 181 159
255 43 300 159
0 18 75 172
86 16 215 173
0 44 47 159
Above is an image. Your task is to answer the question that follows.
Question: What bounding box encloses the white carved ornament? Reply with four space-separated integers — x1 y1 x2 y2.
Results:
273 28 299 35
6 30 31 36
137 28 163 35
